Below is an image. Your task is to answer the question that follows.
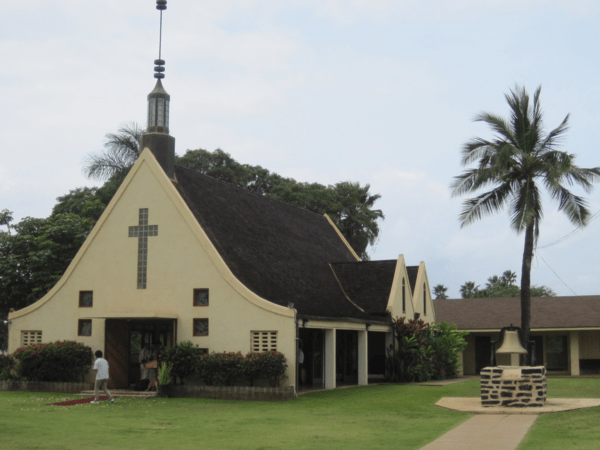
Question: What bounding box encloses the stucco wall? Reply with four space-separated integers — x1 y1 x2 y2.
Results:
8 153 296 385
386 256 415 320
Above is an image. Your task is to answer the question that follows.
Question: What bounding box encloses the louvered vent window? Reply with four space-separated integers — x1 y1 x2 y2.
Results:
251 331 277 352
21 331 42 347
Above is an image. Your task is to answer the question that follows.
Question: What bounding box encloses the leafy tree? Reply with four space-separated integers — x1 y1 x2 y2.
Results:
82 123 143 181
451 84 600 355
52 170 129 225
0 214 92 317
485 275 501 290
463 270 556 299
459 281 479 299
433 284 448 299
0 209 13 235
501 270 517 286
529 285 557 297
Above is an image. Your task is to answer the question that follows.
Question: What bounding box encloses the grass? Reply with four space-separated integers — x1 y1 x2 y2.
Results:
0 382 479 450
1 378 599 449
518 377 600 450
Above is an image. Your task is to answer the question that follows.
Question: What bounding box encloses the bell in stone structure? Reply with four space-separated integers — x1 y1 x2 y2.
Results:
496 330 528 355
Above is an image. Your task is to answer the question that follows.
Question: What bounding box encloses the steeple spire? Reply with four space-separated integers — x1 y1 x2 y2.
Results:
141 0 175 180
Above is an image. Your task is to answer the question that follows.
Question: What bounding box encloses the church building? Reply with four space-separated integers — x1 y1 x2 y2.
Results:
7 1 436 391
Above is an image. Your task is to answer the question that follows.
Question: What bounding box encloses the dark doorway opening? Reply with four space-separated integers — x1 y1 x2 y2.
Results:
105 319 175 389
336 330 358 385
368 331 386 377
475 336 492 374
298 328 324 389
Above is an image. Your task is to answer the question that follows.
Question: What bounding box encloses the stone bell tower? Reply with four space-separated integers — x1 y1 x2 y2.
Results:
140 0 175 180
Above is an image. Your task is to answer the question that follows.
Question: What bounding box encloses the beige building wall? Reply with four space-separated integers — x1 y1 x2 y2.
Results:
412 262 435 324
9 151 296 385
386 255 415 321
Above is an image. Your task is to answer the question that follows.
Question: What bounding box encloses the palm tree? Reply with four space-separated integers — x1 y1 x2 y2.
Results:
459 281 479 299
451 85 600 356
433 284 448 299
501 270 517 286
485 275 501 290
82 123 144 181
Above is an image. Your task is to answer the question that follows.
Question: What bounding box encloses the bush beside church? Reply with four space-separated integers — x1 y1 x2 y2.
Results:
160 341 288 388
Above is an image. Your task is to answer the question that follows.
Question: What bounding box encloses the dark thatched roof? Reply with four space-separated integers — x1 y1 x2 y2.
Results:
172 165 390 322
434 296 600 330
330 260 397 316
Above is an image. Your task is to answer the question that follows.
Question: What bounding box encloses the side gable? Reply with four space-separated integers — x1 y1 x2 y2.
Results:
386 255 416 320
411 262 435 324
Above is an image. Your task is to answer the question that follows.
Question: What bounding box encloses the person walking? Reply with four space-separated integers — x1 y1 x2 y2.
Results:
91 350 115 404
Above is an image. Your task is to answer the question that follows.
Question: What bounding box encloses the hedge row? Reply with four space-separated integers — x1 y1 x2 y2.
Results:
160 342 288 387
12 341 92 382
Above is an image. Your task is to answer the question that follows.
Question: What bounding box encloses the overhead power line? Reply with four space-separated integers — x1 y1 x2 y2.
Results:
535 251 577 295
537 209 600 249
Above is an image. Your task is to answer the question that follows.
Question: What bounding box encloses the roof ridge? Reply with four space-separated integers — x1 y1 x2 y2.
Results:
174 163 332 220
330 259 397 265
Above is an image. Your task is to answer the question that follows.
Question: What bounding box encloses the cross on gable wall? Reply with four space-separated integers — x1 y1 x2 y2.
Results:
128 208 158 289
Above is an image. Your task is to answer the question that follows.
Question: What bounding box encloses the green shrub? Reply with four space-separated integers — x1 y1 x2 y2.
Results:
13 341 92 382
258 351 288 387
0 354 17 380
243 352 263 386
196 351 288 387
199 352 245 386
159 341 205 384
386 318 468 383
429 321 468 379
158 362 173 385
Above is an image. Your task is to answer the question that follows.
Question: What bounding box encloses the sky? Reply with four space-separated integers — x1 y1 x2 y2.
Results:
2 0 600 299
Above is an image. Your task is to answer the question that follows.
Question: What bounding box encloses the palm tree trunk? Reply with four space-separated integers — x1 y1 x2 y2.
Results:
520 222 535 366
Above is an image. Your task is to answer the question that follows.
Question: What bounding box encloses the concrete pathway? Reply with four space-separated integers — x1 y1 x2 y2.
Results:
419 414 538 450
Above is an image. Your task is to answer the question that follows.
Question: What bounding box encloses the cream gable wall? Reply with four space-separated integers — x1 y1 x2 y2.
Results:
411 262 435 324
385 255 415 320
8 150 296 385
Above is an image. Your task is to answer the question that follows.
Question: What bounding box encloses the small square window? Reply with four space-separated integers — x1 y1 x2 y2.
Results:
21 331 42 347
193 319 209 336
78 319 92 337
251 331 277 352
79 291 93 307
193 289 209 306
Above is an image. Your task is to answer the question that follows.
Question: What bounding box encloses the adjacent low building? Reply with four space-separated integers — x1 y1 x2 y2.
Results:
434 296 600 376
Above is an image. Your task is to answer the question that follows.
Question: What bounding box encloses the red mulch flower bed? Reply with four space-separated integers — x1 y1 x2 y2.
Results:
48 397 108 406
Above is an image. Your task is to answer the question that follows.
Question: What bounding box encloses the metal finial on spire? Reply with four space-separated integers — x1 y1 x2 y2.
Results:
154 1 167 79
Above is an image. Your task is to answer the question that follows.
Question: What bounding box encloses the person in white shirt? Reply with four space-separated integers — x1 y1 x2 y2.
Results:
91 350 114 404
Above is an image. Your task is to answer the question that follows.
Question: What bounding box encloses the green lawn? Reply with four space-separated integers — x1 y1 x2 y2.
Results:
518 377 600 450
0 382 479 450
1 378 598 450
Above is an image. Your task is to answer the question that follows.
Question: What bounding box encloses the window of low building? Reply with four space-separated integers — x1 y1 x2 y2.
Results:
79 291 93 307
193 289 209 307
251 331 277 352
21 331 42 347
78 319 92 337
193 319 209 336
